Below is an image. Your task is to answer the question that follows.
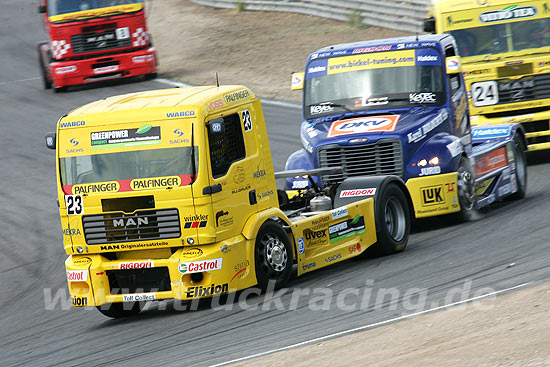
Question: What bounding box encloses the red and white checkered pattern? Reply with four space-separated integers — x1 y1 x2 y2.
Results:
132 28 148 47
51 40 71 60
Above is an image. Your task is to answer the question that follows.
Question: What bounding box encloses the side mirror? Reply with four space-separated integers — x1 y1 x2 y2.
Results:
446 56 462 74
423 17 436 33
291 72 304 91
45 133 56 149
38 5 47 13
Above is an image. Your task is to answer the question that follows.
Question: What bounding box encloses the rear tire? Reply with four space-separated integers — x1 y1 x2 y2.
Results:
38 44 52 89
96 302 141 318
370 182 410 256
453 156 477 222
507 135 527 200
254 220 293 291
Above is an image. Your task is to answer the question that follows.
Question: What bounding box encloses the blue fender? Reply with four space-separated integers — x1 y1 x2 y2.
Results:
284 149 321 189
405 133 463 181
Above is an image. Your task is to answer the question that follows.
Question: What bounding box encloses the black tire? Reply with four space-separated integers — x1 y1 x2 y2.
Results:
38 44 52 89
453 156 478 222
507 135 527 200
254 220 293 291
370 182 410 256
96 302 141 318
144 72 157 80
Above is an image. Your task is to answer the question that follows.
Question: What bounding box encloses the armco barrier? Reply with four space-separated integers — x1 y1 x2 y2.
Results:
192 0 430 33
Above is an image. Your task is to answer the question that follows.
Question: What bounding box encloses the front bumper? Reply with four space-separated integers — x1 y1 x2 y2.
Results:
66 235 256 307
50 47 157 88
405 172 460 219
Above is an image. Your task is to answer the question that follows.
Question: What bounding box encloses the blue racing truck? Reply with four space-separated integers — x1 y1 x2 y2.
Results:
286 34 527 220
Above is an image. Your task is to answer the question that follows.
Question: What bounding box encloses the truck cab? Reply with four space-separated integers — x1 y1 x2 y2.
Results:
425 0 550 151
38 0 157 91
287 34 527 220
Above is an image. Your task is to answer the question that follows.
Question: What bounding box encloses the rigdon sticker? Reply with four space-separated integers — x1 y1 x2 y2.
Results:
327 115 400 137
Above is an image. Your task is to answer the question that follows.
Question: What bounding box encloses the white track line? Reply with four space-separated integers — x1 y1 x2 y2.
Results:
0 76 40 85
209 282 532 367
154 78 300 109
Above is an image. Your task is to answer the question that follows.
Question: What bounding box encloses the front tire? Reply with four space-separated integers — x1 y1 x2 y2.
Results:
97 302 141 318
454 156 477 222
371 182 410 256
38 44 52 89
254 220 293 291
508 135 527 200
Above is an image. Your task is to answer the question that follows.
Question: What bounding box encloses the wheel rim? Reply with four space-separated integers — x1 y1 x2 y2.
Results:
261 233 288 274
457 165 476 211
384 196 406 242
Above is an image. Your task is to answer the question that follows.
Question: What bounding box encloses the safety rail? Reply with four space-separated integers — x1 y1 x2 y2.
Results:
192 0 430 33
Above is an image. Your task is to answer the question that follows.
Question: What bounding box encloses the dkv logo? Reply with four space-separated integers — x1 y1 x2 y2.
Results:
327 115 400 137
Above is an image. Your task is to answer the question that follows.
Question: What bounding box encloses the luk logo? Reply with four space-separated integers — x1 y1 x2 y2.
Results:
421 185 444 206
327 115 400 137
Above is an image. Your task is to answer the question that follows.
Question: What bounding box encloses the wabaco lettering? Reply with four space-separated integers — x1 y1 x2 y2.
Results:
185 283 229 298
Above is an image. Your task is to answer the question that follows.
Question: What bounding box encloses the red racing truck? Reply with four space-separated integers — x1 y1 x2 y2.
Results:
38 0 157 92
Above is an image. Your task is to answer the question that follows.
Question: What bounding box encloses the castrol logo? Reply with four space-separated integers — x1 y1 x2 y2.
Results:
118 260 154 270
339 188 377 198
178 258 223 274
327 115 400 137
66 269 88 282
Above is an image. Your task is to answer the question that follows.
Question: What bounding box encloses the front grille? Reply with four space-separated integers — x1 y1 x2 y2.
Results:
82 208 180 245
318 139 403 185
107 267 171 294
496 73 550 104
497 63 533 78
71 30 131 54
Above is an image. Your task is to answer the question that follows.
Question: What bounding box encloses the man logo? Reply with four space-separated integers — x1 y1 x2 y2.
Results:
112 216 149 228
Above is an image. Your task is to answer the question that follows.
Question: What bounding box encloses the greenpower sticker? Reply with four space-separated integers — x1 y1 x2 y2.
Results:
328 215 366 244
91 124 161 150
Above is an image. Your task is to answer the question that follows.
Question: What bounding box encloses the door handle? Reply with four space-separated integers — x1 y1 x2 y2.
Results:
249 189 257 205
203 184 222 195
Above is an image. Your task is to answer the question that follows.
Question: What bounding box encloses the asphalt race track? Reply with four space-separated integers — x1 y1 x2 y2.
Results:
2 1 550 366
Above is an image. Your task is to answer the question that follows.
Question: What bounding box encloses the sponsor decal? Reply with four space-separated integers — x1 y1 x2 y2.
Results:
325 253 342 263
480 5 537 23
73 257 92 265
292 180 309 189
123 293 156 302
348 243 361 254
166 111 195 118
184 220 207 229
446 182 456 192
339 188 376 198
447 140 463 157
302 262 316 271
308 66 326 73
476 147 507 176
472 126 511 139
132 55 154 63
181 248 204 258
415 49 440 65
409 93 437 104
352 46 392 54
55 65 77 74
130 176 181 191
118 260 154 270
178 258 223 274
327 50 415 76
329 215 366 244
233 166 246 184
498 183 512 197
185 283 229 298
292 73 304 89
327 115 400 137
304 229 327 247
298 237 305 254
216 210 232 227
72 296 87 307
256 189 274 201
99 241 169 251
446 57 461 72
361 97 389 107
407 110 448 143
91 124 161 150
419 166 441 176
231 260 250 282
94 65 119 74
253 161 266 182
63 228 81 236
67 269 88 282
224 89 250 104
72 181 120 195
331 206 348 220
207 99 224 111
60 120 85 128
231 184 251 195
310 102 334 115
421 185 445 206
112 215 149 228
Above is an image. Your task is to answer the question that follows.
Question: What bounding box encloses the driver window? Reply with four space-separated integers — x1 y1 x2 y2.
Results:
208 113 246 178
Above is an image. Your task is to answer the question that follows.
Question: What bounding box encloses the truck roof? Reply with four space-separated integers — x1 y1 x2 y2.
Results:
310 34 449 58
61 85 255 126
429 0 529 13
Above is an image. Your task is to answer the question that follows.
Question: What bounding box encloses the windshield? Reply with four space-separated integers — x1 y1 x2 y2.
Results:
48 0 142 16
304 49 445 119
449 18 550 57
59 146 197 188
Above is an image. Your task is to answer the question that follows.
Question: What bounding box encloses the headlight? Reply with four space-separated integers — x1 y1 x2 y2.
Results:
418 159 428 167
429 156 439 166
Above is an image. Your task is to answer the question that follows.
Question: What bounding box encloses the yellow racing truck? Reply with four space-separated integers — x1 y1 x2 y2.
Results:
45 86 413 318
424 0 550 151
